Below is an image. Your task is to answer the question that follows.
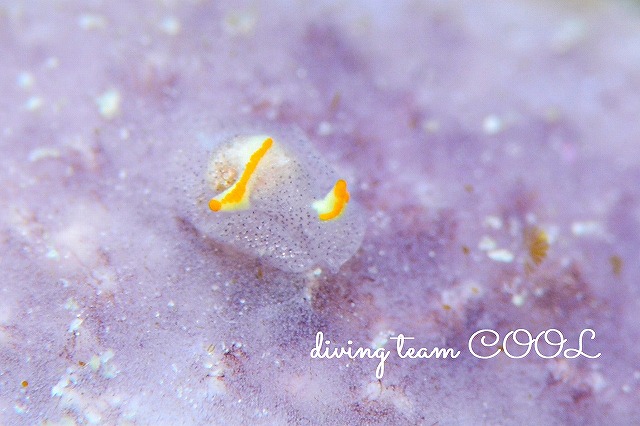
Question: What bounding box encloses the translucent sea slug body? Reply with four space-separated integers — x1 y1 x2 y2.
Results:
183 129 365 273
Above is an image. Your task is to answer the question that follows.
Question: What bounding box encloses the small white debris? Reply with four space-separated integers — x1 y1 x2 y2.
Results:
478 235 497 251
84 407 102 424
370 330 394 350
24 96 43 111
52 377 70 396
64 298 80 311
17 72 34 90
28 147 60 162
588 371 607 393
487 248 514 263
571 221 604 237
317 121 333 136
88 355 101 371
483 115 503 135
511 293 526 306
68 317 84 333
101 349 115 364
160 16 181 36
484 215 503 230
363 381 383 399
46 247 60 260
422 119 440 133
78 13 107 30
101 363 119 379
96 89 121 119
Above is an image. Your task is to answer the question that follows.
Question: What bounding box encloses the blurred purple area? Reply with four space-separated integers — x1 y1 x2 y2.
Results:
1 1 639 424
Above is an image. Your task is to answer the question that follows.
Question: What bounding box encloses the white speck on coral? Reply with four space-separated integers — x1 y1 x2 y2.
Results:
487 248 514 263
64 298 79 311
100 349 115 364
588 371 607 393
511 293 526 306
571 220 606 237
422 119 440 133
89 355 101 371
478 235 497 251
46 247 60 260
78 13 107 30
29 147 61 162
317 121 333 136
96 89 121 119
370 330 394 350
160 16 181 36
483 114 503 135
84 407 102 424
24 96 43 111
68 317 83 333
17 72 34 90
51 377 70 396
363 381 383 399
484 215 503 230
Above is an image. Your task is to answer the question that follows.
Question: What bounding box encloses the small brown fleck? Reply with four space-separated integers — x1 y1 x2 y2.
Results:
78 361 86 367
442 304 452 311
610 255 623 276
462 245 470 255
464 184 474 193
330 92 341 111
207 344 216 355
21 380 28 388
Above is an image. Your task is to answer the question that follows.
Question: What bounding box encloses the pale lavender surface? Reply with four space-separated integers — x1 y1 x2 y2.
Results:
1 1 639 425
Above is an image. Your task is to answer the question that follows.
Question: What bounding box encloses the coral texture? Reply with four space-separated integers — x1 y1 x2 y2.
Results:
1 1 639 424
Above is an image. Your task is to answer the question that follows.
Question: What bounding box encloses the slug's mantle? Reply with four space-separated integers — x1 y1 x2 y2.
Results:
181 130 365 273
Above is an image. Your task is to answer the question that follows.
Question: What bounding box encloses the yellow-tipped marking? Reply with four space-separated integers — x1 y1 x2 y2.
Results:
312 179 350 221
209 137 273 212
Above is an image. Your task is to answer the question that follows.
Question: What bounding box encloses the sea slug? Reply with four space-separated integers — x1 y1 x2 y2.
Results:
180 127 366 273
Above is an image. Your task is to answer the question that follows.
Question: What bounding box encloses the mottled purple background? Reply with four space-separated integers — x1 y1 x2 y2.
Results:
1 1 639 425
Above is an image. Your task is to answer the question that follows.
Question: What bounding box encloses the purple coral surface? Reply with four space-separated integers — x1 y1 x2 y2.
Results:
1 1 639 425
